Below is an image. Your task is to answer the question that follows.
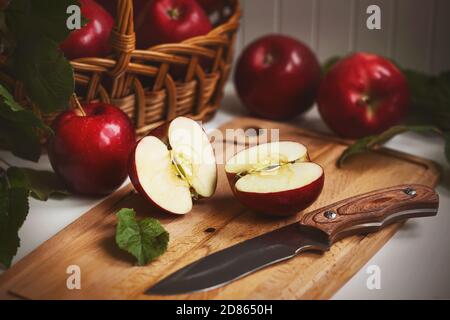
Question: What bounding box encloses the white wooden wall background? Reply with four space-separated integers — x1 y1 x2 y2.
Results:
235 0 450 74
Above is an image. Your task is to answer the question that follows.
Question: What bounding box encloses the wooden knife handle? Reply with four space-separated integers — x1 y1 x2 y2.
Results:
299 184 439 244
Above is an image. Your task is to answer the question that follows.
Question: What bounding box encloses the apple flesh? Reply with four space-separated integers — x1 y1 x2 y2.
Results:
129 117 217 215
48 103 136 196
225 142 324 216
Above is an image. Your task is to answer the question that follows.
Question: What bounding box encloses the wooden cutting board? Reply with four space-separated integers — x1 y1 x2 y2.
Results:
0 117 440 300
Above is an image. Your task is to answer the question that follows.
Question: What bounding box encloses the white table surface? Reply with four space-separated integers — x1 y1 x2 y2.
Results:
1 84 449 300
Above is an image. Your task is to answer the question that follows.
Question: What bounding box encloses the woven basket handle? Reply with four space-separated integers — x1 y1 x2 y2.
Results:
109 0 135 77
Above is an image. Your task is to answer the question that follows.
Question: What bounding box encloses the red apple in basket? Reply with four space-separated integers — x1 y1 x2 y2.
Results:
234 35 321 120
60 0 114 59
318 53 410 139
129 117 217 215
225 141 324 216
48 103 136 196
136 0 212 49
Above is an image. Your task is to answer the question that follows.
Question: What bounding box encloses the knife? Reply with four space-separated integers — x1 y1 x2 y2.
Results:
146 184 439 295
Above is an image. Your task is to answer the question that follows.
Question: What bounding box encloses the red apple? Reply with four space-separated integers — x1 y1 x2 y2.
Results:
60 0 114 59
234 35 321 120
136 0 212 49
48 103 136 196
196 0 225 13
129 117 217 215
225 141 324 217
318 53 410 139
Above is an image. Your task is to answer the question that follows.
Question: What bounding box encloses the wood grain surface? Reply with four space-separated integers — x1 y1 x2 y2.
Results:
0 117 441 300
300 184 439 243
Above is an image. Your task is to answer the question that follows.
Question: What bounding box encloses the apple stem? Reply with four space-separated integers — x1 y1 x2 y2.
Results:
72 93 87 116
263 53 274 66
167 8 180 20
358 95 372 106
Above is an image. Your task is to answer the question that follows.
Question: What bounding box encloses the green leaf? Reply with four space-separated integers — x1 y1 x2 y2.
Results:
6 167 69 201
0 181 11 268
0 89 51 132
0 118 42 162
0 174 29 268
338 125 442 167
116 209 169 266
6 0 83 43
5 166 28 189
13 36 74 113
403 70 450 131
0 85 23 112
22 168 69 201
4 0 80 113
0 84 50 162
0 165 66 268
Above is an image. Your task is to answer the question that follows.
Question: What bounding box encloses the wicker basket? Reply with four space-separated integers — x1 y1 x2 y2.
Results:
0 0 240 138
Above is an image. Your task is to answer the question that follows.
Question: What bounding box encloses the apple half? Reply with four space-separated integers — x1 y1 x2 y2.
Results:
129 117 217 215
225 141 324 216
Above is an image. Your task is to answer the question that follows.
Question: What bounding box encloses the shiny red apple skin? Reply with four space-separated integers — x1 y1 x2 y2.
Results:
48 103 136 196
60 0 114 59
136 0 212 49
234 35 321 120
318 53 410 139
226 171 324 217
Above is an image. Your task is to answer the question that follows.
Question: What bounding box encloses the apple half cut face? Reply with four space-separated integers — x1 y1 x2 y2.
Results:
225 141 324 216
129 117 217 215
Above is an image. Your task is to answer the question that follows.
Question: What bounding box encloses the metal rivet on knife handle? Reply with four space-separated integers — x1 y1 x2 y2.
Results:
324 210 337 220
403 187 417 196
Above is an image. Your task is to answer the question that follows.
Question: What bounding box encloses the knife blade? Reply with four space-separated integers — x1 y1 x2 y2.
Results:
146 184 439 295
